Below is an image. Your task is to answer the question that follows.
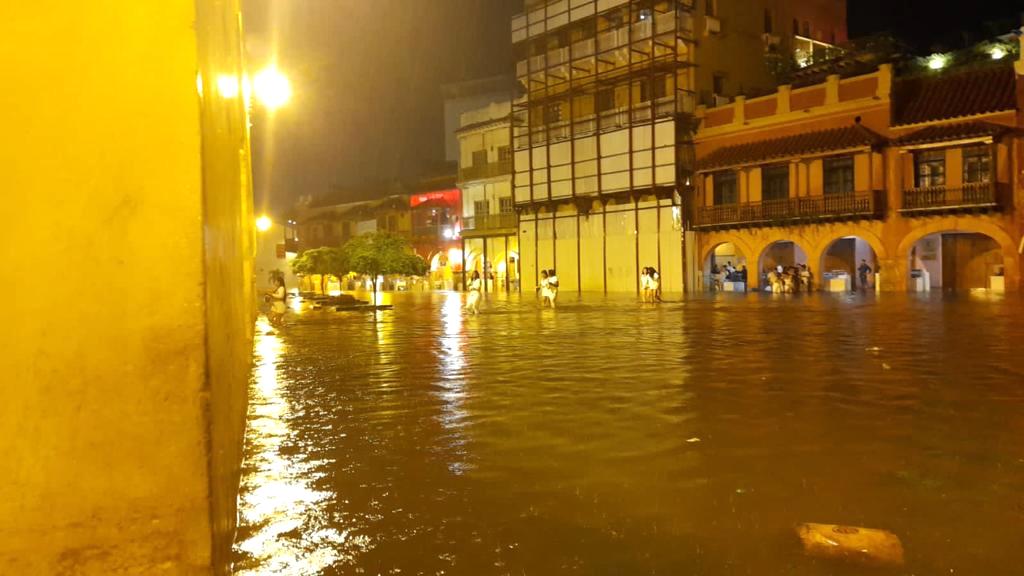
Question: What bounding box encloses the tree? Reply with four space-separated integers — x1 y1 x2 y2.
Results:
290 246 347 294
340 232 428 304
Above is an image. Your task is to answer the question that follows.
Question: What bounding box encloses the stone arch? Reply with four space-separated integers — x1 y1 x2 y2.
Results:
699 233 757 268
811 226 888 266
753 235 813 291
897 219 1019 292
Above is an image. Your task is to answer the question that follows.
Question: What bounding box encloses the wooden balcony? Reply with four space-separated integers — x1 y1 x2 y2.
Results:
900 182 1002 215
692 191 883 230
461 213 518 237
458 159 512 183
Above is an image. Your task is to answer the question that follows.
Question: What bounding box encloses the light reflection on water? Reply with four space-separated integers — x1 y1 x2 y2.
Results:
234 292 1024 575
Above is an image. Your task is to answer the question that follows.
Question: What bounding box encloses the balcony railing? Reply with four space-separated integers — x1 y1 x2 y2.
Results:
458 159 512 182
692 192 882 230
462 213 518 234
900 182 1001 214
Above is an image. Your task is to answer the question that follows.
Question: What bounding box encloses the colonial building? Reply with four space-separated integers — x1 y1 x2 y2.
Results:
691 44 1024 292
457 100 520 293
511 0 847 294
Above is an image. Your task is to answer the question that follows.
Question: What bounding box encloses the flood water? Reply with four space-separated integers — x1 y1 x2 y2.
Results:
233 291 1024 575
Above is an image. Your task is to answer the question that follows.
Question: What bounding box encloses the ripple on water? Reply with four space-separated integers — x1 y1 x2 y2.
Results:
233 292 1024 575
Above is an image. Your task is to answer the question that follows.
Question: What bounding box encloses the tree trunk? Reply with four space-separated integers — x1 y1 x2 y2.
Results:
371 277 377 306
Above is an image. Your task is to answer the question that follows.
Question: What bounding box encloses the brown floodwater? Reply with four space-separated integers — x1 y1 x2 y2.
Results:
233 290 1024 575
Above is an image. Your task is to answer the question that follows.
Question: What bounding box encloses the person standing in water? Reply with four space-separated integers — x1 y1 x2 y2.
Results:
465 270 482 315
649 267 662 302
640 267 651 302
858 259 873 291
546 269 559 308
266 276 287 326
538 270 550 307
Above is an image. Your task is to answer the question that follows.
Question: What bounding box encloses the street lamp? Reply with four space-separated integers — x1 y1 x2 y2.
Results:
256 215 273 232
253 66 292 110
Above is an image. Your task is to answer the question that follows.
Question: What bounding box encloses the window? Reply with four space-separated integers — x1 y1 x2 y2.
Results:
499 197 514 213
638 8 652 21
596 88 615 112
544 102 564 124
638 80 650 103
653 75 668 100
762 165 789 201
474 200 489 216
823 156 854 194
712 73 725 95
472 150 488 167
764 9 773 34
705 0 717 17
802 21 810 37
713 171 738 205
914 149 945 187
498 145 512 162
963 145 991 184
792 18 799 35
387 215 397 232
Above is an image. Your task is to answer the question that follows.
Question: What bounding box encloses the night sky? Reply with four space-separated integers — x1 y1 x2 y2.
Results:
243 0 1023 213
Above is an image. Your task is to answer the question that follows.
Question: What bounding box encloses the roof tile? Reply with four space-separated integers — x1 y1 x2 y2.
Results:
696 125 884 171
892 121 1012 146
892 65 1016 126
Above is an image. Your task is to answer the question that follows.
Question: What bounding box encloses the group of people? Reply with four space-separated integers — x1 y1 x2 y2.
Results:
710 261 747 291
765 264 814 293
640 267 662 303
538 269 559 308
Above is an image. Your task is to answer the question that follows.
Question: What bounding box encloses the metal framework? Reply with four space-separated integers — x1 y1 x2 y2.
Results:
512 0 697 207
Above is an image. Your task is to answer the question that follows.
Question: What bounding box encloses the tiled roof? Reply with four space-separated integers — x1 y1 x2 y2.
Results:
892 121 1012 146
892 65 1016 126
696 125 885 171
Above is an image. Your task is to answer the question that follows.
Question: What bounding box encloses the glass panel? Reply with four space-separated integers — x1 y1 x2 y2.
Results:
713 171 738 205
962 145 991 184
762 165 789 201
824 156 854 195
914 149 945 187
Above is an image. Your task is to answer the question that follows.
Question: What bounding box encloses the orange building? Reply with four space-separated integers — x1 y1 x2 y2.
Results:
690 42 1024 293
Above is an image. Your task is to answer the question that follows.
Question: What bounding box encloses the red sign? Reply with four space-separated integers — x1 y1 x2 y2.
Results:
409 189 460 208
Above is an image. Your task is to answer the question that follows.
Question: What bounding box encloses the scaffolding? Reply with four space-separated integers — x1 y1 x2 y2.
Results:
511 0 697 207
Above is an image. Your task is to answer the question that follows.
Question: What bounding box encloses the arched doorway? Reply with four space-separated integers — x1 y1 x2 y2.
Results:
757 240 809 292
907 231 1005 292
819 236 879 292
703 242 749 291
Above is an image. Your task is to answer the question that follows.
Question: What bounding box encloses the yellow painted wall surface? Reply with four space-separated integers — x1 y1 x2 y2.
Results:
0 1 253 574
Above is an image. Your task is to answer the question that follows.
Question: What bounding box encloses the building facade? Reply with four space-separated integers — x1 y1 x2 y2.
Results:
511 0 847 294
690 46 1024 292
457 100 520 292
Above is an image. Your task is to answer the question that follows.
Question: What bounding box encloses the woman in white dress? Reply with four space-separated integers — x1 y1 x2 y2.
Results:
538 270 550 307
640 267 651 302
465 270 482 314
649 267 662 302
546 269 559 308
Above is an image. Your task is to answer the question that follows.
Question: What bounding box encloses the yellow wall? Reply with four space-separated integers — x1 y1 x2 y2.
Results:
0 1 253 574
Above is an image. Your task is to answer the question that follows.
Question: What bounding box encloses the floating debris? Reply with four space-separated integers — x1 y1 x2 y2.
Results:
796 523 904 567
686 437 701 443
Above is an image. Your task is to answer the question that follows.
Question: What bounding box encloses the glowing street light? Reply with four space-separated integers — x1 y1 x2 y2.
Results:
990 46 1007 60
253 66 292 110
926 53 948 71
256 215 273 232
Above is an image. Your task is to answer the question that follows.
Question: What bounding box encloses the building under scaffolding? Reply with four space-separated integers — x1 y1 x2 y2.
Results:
511 0 847 294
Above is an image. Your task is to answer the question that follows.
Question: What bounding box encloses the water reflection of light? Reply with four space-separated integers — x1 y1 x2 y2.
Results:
234 317 346 574
436 293 471 475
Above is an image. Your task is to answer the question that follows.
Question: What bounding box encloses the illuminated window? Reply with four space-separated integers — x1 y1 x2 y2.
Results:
914 150 945 188
824 156 855 194
963 145 991 184
762 165 789 201
713 171 738 205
